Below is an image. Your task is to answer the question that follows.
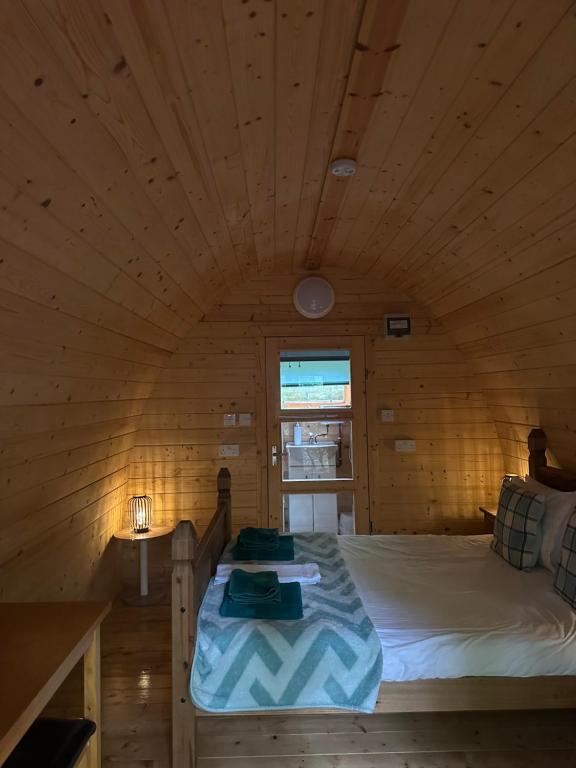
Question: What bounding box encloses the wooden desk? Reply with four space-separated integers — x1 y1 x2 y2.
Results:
0 601 110 767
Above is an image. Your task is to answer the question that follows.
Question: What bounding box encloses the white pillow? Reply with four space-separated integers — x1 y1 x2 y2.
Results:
522 475 576 572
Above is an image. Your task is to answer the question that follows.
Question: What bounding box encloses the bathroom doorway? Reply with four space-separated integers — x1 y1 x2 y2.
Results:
265 337 369 534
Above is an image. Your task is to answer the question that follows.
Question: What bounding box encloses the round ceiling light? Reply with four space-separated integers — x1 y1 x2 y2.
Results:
293 277 335 319
330 158 357 177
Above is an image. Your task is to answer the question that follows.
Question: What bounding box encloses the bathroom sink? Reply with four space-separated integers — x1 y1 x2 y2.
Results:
287 441 337 448
312 440 337 447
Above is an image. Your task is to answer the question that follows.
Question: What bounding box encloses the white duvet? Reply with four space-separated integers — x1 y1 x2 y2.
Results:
339 534 576 682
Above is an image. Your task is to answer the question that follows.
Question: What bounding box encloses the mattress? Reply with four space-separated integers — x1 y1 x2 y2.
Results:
339 534 576 682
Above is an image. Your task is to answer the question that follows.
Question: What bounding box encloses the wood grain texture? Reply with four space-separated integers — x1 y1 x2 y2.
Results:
83 626 102 768
1 0 576 600
0 278 170 599
100 593 576 768
171 521 197 768
132 276 503 535
0 601 109 764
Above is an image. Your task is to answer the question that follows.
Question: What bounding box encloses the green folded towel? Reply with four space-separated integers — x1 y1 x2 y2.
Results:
220 582 303 620
237 527 279 551
228 568 281 604
233 535 295 562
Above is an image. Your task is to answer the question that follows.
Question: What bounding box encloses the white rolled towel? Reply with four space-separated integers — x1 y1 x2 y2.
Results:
214 562 321 585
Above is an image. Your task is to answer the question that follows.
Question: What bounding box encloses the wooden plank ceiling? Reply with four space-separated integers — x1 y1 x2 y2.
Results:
1 0 574 320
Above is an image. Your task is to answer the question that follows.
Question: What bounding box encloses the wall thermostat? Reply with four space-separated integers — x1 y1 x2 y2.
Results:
385 314 411 338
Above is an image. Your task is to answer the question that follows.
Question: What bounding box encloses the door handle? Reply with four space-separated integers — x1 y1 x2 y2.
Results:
271 444 278 467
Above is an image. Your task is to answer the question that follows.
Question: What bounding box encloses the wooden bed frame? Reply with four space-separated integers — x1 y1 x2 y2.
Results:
171 428 576 767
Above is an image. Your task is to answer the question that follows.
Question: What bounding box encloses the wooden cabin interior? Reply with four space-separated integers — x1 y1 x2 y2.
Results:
1 0 576 766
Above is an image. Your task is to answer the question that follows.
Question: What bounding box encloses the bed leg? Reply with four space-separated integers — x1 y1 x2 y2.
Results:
172 520 198 768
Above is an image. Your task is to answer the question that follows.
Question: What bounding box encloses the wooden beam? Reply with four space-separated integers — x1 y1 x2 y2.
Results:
171 520 198 768
83 627 101 768
304 0 409 270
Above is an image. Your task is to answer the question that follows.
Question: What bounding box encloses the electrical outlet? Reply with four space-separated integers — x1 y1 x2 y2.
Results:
238 413 252 427
395 439 416 453
380 409 395 422
218 444 240 457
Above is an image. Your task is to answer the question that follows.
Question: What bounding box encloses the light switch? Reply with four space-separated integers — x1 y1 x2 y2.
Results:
380 409 395 422
395 439 416 453
219 444 240 457
238 413 252 427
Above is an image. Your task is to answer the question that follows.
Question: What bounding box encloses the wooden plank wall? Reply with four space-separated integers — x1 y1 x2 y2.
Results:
369 332 502 535
129 334 263 539
1 0 572 604
430 259 576 480
131 276 503 536
0 286 175 599
0 0 215 600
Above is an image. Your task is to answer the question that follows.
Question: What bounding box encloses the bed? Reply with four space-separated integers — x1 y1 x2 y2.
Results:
340 534 576 682
171 428 576 767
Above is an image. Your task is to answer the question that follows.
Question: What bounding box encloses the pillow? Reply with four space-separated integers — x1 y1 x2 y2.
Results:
554 510 576 609
491 480 545 570
523 475 576 572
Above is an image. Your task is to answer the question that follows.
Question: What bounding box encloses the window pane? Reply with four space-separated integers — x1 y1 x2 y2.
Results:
280 350 351 410
283 492 354 534
281 420 352 481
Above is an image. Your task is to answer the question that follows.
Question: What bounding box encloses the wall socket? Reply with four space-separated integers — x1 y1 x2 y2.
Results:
218 444 240 457
395 439 416 453
380 409 395 422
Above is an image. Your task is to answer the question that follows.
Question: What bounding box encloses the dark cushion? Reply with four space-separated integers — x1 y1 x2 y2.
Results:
491 479 545 570
554 510 576 609
4 718 96 768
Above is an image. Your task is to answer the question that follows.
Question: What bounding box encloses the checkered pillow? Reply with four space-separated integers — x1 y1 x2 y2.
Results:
554 511 576 609
491 480 545 570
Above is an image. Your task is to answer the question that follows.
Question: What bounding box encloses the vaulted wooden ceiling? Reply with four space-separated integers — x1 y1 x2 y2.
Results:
0 0 575 324
2 0 576 602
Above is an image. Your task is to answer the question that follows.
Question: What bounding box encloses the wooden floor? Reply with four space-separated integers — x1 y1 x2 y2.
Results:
101 601 576 767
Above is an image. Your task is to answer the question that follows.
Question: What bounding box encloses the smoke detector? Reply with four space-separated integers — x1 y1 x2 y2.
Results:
330 158 357 177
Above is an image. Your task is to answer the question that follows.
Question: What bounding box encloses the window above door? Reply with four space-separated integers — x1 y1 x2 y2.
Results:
279 349 351 410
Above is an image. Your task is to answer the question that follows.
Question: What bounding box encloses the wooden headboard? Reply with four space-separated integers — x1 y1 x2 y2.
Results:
528 428 576 492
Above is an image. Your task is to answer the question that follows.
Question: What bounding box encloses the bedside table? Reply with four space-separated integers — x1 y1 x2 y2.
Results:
114 526 174 605
479 506 497 534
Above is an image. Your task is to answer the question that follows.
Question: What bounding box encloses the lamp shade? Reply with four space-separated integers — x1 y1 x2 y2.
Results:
128 495 152 533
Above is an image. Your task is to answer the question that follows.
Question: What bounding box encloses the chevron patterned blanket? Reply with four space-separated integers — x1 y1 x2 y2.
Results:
190 533 383 713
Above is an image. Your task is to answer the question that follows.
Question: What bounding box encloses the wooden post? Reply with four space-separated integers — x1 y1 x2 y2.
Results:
172 521 198 768
528 428 547 479
83 627 101 768
217 467 232 544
